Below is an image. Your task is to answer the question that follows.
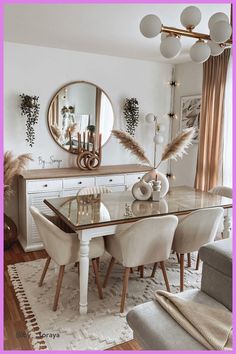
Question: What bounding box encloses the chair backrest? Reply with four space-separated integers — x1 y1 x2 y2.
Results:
78 186 112 196
30 206 79 265
172 207 224 254
209 186 232 199
114 215 178 267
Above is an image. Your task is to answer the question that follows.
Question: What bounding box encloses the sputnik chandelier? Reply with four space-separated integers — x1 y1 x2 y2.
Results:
140 6 232 63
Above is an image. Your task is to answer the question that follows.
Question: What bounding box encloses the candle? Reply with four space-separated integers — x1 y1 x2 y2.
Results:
68 129 72 151
83 131 85 149
92 133 95 153
77 132 81 152
98 133 102 151
85 130 89 150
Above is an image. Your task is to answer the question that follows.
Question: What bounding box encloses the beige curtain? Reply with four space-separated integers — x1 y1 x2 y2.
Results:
194 49 230 191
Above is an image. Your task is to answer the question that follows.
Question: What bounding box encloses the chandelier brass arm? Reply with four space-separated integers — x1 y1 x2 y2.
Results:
161 25 232 45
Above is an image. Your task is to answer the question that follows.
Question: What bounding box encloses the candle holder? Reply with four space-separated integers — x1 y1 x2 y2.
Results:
75 131 102 170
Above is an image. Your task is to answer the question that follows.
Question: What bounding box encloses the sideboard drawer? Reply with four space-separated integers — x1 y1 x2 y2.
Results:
63 177 95 190
27 179 63 193
96 175 125 186
125 173 145 186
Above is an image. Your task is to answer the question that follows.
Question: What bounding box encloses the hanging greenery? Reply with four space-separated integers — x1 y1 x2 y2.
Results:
20 94 40 147
123 98 139 137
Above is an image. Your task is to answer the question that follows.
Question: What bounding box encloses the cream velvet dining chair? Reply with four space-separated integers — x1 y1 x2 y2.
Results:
78 185 112 196
209 186 232 240
103 215 178 313
209 186 232 199
171 207 224 292
30 206 105 311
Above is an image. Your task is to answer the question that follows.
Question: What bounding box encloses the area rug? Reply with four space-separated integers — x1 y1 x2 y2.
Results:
8 253 201 350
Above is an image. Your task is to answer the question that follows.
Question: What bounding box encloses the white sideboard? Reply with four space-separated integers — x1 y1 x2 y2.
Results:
18 164 150 252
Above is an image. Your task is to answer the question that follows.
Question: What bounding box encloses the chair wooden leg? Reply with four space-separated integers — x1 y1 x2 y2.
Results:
180 254 184 292
130 267 134 273
92 259 103 299
151 262 158 278
196 252 200 270
140 265 144 278
187 253 191 268
96 257 100 271
103 256 115 288
176 253 180 264
120 267 130 313
53 265 65 311
39 257 51 287
160 261 171 292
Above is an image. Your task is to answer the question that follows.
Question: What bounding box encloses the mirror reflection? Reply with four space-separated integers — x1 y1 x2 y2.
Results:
48 82 114 154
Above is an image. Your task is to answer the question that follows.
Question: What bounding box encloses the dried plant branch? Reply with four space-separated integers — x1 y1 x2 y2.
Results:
64 123 77 139
155 128 195 169
4 152 33 201
51 124 61 140
112 130 152 166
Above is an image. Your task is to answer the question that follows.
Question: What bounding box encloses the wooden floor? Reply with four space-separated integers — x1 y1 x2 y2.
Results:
4 241 141 350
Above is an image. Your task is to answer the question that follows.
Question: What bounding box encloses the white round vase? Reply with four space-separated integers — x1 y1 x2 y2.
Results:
142 169 169 199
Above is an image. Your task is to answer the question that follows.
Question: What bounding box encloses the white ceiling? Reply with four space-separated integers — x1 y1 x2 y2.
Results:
4 4 230 64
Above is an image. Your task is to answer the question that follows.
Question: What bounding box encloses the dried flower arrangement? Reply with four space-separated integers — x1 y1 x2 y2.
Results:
20 94 40 147
112 128 195 169
64 123 77 140
123 98 139 136
4 151 33 201
50 124 61 140
4 152 33 249
4 151 33 202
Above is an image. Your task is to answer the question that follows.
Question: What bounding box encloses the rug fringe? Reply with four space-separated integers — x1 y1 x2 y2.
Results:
8 265 49 350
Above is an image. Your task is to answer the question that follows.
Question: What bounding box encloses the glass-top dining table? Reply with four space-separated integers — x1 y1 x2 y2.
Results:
44 186 232 314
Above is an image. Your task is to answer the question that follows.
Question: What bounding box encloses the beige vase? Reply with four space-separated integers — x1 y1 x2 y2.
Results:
142 169 169 199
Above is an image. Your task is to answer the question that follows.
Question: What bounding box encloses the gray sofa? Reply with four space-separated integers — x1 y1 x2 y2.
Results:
127 238 232 350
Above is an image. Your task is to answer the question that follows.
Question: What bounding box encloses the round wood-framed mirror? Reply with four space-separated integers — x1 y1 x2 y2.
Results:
47 81 115 154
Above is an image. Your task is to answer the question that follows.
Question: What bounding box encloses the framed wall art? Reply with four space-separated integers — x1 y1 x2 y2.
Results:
180 95 201 143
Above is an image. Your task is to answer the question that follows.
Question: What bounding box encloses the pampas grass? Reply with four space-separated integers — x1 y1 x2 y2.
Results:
64 123 77 139
51 124 61 140
112 130 152 166
4 152 33 201
112 128 195 170
156 128 195 168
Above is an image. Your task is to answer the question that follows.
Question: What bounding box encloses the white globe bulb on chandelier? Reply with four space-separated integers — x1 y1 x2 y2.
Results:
140 6 232 63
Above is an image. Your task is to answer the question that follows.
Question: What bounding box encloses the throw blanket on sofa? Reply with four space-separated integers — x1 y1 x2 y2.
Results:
155 290 232 350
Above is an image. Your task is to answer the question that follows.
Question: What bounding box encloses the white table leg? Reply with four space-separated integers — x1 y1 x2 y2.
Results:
223 209 232 239
78 230 90 315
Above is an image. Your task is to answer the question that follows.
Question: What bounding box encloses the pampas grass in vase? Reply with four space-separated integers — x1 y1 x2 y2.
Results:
112 128 195 200
4 151 33 202
4 151 33 249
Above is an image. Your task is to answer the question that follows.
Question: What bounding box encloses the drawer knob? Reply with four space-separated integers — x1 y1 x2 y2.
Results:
78 181 82 185
109 179 113 182
43 184 48 187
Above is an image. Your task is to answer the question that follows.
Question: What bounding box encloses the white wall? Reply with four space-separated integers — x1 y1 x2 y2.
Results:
4 42 173 224
170 62 203 187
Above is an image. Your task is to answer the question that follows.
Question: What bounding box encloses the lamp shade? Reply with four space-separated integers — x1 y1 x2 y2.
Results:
208 12 229 30
145 113 156 123
160 36 181 59
207 40 224 56
210 21 232 43
180 6 201 29
140 15 162 38
153 134 164 144
190 40 211 63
